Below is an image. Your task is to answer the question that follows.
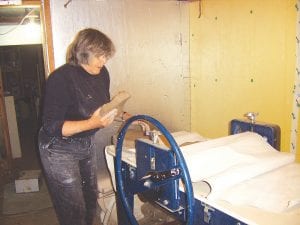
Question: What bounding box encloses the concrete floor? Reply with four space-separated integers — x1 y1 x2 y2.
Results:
0 114 60 225
0 207 59 225
0 161 60 225
0 171 180 225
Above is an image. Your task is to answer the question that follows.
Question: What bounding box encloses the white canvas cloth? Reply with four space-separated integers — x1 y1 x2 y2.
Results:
219 163 300 213
106 131 298 213
181 132 294 186
181 132 298 212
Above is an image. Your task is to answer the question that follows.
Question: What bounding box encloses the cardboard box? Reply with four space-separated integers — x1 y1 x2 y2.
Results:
15 170 41 193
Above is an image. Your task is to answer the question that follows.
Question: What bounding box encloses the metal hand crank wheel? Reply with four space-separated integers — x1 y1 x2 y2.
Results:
115 115 194 225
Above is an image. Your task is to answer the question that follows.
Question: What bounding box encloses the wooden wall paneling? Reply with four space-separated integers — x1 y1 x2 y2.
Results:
40 0 55 74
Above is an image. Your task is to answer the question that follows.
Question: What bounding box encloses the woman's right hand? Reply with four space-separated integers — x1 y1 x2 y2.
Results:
62 107 117 137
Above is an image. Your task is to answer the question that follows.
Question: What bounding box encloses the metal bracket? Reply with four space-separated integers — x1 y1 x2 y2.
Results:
146 130 161 144
201 203 215 224
141 168 180 182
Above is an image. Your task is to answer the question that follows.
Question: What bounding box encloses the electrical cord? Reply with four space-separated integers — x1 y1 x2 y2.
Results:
0 8 35 36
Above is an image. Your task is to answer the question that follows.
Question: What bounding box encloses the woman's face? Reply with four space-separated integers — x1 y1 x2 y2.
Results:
81 54 107 75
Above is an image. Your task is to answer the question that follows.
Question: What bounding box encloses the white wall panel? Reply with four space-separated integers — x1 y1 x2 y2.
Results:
50 0 190 131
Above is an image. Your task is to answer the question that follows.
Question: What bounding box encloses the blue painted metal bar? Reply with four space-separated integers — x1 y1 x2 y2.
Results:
115 115 195 225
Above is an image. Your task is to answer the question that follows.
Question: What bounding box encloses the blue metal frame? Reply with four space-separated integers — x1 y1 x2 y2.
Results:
230 119 281 150
115 115 195 225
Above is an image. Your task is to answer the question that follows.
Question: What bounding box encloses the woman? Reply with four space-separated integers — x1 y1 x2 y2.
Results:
38 28 123 225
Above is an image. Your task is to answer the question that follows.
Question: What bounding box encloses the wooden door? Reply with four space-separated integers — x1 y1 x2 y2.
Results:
0 68 12 173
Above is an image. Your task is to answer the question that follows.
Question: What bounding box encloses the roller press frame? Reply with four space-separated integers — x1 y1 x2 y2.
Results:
115 115 195 225
113 116 283 225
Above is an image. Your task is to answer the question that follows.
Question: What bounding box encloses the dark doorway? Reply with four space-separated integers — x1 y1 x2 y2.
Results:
0 44 45 170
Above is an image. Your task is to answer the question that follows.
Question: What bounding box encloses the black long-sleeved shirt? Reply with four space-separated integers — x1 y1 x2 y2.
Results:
42 63 110 137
